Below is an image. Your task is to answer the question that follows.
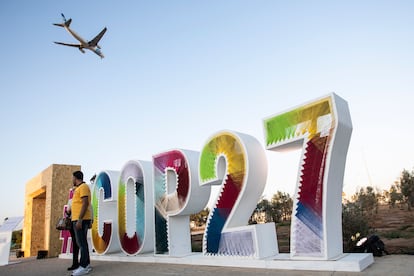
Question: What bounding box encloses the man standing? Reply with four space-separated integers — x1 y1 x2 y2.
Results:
71 171 92 276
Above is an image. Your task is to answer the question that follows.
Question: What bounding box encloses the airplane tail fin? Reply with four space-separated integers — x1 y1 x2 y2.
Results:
65 18 72 27
53 15 72 27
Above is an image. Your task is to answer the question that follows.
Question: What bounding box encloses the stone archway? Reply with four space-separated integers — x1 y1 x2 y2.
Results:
22 164 80 257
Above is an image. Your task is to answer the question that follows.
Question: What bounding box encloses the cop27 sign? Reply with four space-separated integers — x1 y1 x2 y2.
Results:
88 93 352 260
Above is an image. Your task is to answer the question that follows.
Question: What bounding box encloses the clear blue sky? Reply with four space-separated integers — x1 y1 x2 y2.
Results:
1 1 414 222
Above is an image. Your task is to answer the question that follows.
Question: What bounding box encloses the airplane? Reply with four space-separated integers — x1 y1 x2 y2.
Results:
53 13 107 58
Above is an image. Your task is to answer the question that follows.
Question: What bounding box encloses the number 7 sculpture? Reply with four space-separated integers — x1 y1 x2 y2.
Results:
263 93 352 260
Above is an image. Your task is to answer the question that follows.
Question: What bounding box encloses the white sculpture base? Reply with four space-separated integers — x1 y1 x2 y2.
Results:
60 252 374 272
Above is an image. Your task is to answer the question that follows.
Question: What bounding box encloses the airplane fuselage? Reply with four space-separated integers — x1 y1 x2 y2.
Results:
63 26 103 58
64 26 88 47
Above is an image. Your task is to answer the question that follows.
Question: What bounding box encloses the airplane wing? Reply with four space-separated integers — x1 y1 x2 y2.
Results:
88 27 107 47
54 41 81 48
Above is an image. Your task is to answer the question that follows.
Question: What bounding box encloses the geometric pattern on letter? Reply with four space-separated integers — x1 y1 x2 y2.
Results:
263 93 352 259
200 130 274 258
118 160 153 255
153 149 210 256
91 170 120 255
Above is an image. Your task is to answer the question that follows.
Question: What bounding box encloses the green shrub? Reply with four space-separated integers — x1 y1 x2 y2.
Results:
342 203 370 252
398 225 411 231
383 231 402 239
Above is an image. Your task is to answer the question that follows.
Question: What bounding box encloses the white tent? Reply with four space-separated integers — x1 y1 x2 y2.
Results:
0 216 24 266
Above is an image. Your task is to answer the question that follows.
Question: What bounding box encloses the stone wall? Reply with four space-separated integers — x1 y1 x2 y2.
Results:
22 164 81 257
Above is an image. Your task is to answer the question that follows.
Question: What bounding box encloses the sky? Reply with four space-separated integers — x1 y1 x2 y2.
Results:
1 1 414 223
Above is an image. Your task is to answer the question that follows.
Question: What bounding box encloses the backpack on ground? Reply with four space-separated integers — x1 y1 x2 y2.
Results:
354 234 388 256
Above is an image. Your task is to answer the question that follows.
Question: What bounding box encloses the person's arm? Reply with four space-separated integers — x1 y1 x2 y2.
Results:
65 199 72 217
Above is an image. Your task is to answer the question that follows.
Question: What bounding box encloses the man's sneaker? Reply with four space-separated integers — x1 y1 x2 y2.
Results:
85 264 93 273
71 265 90 276
71 266 81 275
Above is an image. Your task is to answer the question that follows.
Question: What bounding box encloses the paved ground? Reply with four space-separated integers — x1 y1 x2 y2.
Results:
1 255 413 276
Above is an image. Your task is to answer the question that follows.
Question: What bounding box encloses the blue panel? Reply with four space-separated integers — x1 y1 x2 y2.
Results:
295 202 323 239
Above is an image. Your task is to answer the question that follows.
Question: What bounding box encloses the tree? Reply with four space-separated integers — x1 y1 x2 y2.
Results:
351 186 379 216
190 208 210 228
11 230 22 249
271 191 293 222
256 198 272 222
400 169 414 210
249 191 293 224
250 197 273 224
388 182 403 208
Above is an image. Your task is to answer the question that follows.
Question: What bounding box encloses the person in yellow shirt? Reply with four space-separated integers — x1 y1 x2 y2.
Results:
71 171 92 276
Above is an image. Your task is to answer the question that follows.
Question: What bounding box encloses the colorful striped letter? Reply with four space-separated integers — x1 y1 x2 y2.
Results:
118 160 154 255
91 171 121 255
263 93 352 259
200 130 277 258
153 149 210 256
